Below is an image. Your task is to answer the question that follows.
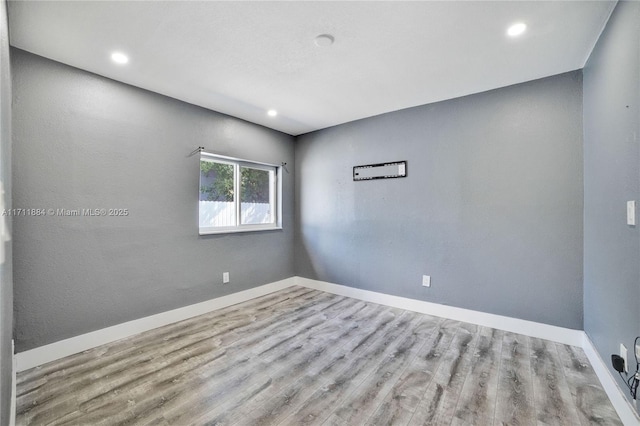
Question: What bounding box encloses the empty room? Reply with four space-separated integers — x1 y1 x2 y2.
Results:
0 0 639 424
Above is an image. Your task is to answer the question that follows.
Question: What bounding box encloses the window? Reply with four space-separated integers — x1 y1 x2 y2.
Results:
199 153 280 234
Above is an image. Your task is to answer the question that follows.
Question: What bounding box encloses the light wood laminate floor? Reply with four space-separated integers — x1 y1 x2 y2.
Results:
17 286 622 425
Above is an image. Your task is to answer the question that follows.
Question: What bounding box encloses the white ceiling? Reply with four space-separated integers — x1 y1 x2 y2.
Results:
8 1 616 136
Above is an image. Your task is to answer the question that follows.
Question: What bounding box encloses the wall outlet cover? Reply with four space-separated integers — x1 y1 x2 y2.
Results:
422 275 431 287
223 272 230 284
627 201 636 226
621 344 628 373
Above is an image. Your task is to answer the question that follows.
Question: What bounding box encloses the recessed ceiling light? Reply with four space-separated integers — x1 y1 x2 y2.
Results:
507 22 527 37
314 34 335 47
111 52 129 64
267 109 278 117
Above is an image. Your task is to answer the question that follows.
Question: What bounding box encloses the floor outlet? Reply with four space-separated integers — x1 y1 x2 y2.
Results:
223 272 230 284
422 275 431 287
621 344 628 373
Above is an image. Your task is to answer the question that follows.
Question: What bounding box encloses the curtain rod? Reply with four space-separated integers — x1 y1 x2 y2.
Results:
189 146 287 169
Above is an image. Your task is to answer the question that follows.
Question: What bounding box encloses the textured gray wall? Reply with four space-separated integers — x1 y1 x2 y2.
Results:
12 49 295 352
296 71 584 329
0 0 12 422
583 0 640 410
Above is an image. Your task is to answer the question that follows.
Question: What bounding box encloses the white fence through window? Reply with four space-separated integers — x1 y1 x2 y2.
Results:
199 201 271 227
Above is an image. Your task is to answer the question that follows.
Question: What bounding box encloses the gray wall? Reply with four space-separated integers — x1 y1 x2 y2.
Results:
296 71 584 329
0 0 12 422
583 0 640 410
11 49 295 352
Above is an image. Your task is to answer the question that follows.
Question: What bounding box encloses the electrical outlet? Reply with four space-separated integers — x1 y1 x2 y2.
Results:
621 344 628 373
628 201 636 226
223 272 230 284
422 275 431 287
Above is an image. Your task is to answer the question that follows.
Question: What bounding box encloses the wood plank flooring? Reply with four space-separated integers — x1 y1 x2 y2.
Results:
16 286 622 425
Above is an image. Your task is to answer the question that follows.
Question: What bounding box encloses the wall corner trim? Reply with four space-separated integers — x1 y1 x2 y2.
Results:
15 277 297 372
583 334 640 425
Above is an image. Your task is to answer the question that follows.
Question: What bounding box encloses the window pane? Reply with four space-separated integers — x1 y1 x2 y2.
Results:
199 160 236 227
240 166 274 225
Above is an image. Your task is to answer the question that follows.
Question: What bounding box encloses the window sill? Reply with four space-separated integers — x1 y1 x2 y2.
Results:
199 226 283 236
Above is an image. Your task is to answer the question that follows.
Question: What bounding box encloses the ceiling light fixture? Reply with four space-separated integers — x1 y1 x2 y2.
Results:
111 52 129 64
507 22 527 37
267 109 278 117
314 34 335 47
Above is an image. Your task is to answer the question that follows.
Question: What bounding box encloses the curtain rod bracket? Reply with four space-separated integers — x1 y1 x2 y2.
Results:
188 146 205 157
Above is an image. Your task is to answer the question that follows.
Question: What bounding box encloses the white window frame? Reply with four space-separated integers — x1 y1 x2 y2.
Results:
199 152 282 235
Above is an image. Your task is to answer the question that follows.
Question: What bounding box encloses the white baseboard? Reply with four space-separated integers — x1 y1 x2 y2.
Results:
583 334 640 426
14 275 638 425
9 339 16 426
14 276 583 372
15 277 296 372
296 277 584 347
296 277 639 424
